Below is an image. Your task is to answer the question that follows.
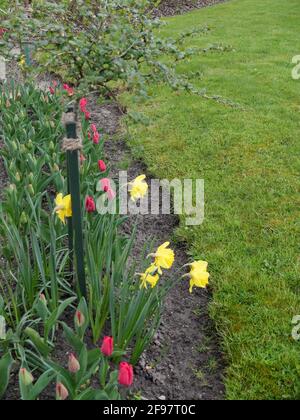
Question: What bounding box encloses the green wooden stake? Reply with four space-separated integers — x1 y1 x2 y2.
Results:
65 121 87 298
66 106 74 275
66 150 74 275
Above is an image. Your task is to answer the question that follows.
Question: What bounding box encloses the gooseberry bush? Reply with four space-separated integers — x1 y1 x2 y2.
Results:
0 0 207 97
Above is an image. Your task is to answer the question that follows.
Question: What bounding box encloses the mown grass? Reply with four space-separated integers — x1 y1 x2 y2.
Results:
122 0 300 400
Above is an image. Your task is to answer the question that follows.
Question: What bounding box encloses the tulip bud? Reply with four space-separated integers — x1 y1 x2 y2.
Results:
98 160 106 172
8 183 16 193
15 172 21 182
85 196 96 213
19 368 34 386
28 140 33 150
101 336 114 357
39 293 47 305
75 310 85 328
28 172 34 183
20 211 28 225
20 144 26 154
52 164 60 173
56 383 69 401
118 362 134 387
49 141 55 152
28 184 35 196
68 353 80 373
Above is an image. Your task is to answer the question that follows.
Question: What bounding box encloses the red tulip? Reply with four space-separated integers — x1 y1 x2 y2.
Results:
56 383 69 401
62 84 74 96
98 160 107 172
101 336 114 357
85 196 96 213
91 124 97 133
93 131 100 144
68 353 80 373
100 178 116 201
79 98 88 113
49 86 55 95
118 362 134 387
84 111 91 120
67 87 74 96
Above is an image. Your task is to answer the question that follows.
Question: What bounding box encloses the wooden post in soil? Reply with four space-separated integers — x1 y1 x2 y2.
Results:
62 112 87 298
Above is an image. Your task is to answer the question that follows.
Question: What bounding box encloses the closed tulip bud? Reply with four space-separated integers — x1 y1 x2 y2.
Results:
19 368 34 386
98 160 107 172
28 172 34 183
39 293 47 305
53 164 60 173
75 310 85 328
28 140 33 149
56 383 69 401
93 131 100 144
8 184 16 193
118 362 134 387
85 196 96 213
68 353 80 373
20 212 28 225
49 141 55 151
13 115 19 123
50 121 55 128
28 184 35 196
15 172 21 182
52 153 57 160
101 336 114 357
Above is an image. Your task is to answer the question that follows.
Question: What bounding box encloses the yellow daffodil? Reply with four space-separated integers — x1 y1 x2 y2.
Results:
54 193 72 224
129 175 148 201
139 265 160 289
148 242 175 274
183 260 210 293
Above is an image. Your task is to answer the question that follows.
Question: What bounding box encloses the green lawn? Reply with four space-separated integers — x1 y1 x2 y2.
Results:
123 0 300 400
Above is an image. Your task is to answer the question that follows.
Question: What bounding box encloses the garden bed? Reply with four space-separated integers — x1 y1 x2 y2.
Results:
154 0 226 17
0 75 225 399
